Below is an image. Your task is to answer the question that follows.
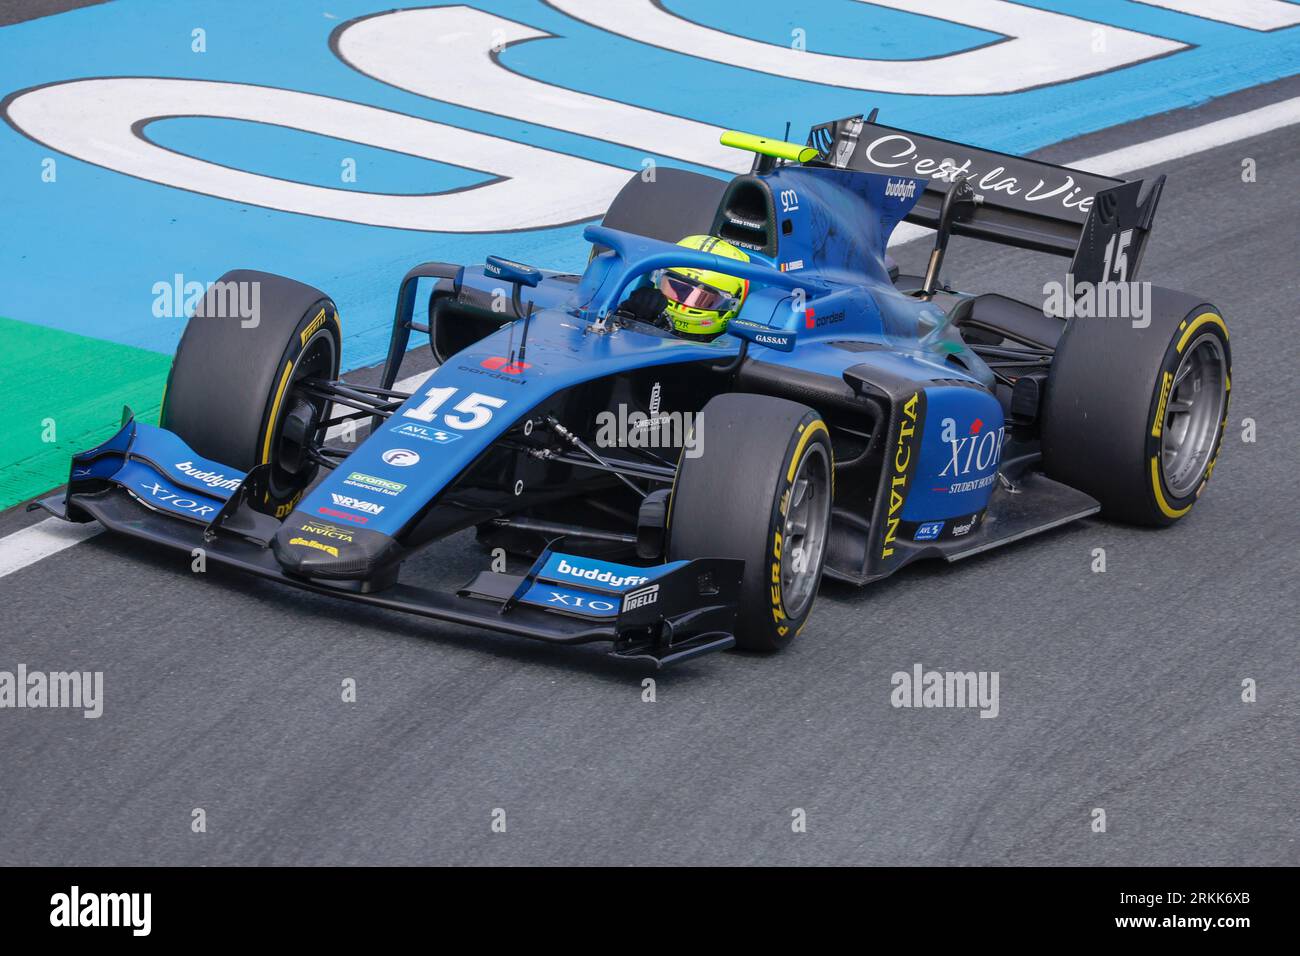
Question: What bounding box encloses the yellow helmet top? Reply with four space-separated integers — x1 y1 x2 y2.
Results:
658 235 750 338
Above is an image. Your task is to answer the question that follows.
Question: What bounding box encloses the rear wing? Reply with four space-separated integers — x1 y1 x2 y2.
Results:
805 113 1164 286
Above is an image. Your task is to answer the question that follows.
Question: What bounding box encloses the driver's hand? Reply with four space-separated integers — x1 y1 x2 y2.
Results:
621 286 668 327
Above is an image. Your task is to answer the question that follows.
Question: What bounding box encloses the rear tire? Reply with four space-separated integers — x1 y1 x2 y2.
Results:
668 393 833 651
1041 288 1230 526
160 269 342 516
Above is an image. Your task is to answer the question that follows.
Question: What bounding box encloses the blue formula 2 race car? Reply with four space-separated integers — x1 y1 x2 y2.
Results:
36 114 1231 667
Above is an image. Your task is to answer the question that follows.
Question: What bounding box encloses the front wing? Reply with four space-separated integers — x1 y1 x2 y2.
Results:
32 415 743 668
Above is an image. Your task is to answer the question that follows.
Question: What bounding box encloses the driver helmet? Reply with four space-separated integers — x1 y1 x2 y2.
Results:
657 235 750 339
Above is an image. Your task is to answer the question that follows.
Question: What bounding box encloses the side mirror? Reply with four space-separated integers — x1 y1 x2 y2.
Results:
485 255 542 288
729 317 797 352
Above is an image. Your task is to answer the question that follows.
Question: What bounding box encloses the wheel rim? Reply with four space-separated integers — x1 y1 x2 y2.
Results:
270 327 337 497
1160 332 1227 498
779 443 831 620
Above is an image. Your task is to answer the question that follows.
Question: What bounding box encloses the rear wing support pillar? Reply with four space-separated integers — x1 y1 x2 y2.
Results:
920 176 979 297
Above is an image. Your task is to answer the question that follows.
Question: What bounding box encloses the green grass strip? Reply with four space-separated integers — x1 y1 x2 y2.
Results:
0 316 172 511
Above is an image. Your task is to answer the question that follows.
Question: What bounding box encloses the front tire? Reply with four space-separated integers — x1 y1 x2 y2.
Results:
668 393 833 651
1041 289 1230 526
160 269 342 516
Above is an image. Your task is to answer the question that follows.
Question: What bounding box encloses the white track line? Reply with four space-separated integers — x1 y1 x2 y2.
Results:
1133 0 1300 32
3 96 1299 577
1073 96 1300 177
0 519 103 580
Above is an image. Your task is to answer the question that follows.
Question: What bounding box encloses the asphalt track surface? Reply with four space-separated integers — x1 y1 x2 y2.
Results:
2 74 1298 863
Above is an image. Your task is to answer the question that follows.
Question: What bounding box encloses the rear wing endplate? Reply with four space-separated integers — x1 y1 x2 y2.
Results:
805 114 1164 284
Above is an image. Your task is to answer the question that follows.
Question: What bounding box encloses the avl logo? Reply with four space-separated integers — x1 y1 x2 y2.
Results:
391 423 461 445
914 521 944 541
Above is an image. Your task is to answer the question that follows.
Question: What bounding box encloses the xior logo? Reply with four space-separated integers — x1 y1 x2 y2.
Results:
547 592 616 613
138 481 215 517
938 416 1005 492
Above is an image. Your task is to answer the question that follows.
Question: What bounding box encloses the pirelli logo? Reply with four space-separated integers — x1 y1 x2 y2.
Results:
300 307 328 346
1152 371 1173 438
622 584 659 612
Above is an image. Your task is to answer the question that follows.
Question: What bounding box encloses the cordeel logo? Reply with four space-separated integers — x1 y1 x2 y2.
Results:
914 521 944 541
391 423 461 445
381 448 420 467
480 356 530 375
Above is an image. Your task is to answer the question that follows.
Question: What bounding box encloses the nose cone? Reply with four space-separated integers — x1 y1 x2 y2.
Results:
272 512 401 580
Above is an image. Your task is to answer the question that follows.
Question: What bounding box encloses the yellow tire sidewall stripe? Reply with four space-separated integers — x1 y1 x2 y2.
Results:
262 359 295 465
1152 311 1228 519
1176 312 1227 353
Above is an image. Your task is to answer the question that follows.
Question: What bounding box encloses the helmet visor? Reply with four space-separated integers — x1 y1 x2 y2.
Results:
658 272 739 313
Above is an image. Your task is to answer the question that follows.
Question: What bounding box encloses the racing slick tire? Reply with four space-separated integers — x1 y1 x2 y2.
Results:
160 269 342 515
1041 288 1230 526
668 393 833 652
